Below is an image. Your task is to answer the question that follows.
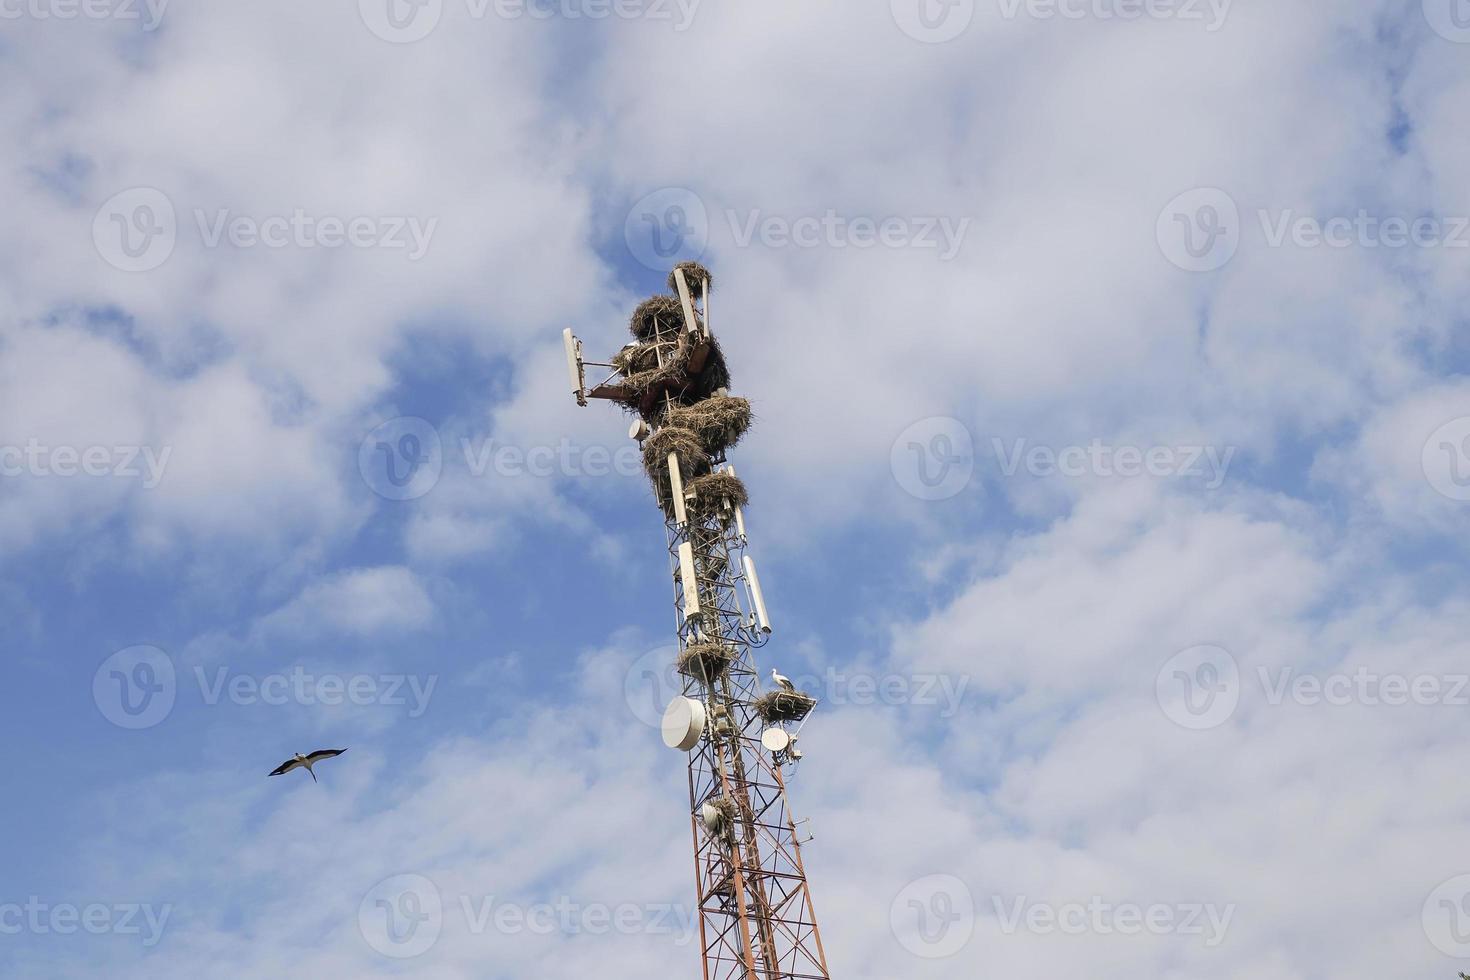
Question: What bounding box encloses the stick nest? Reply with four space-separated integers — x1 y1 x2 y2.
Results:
684 471 748 528
663 396 752 455
642 426 710 505
754 691 817 724
677 642 736 681
669 261 713 296
618 334 731 423
611 341 673 377
629 295 687 340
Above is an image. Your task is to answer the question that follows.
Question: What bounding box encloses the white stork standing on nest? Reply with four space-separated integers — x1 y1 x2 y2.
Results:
771 669 796 694
268 748 347 784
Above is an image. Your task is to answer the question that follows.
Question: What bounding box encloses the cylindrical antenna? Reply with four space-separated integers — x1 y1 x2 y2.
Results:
743 555 772 634
726 465 748 542
668 452 688 525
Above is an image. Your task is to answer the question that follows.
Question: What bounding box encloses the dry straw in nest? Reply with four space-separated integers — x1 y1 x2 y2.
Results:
754 691 817 724
642 425 710 494
684 471 748 528
629 295 686 340
664 395 752 455
611 341 673 377
677 642 735 680
669 261 713 296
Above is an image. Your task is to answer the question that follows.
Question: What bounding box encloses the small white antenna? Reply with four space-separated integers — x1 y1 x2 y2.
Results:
562 328 586 407
743 555 772 634
678 542 701 623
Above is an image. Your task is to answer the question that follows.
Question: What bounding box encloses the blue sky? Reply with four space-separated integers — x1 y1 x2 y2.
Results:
3 1 1470 977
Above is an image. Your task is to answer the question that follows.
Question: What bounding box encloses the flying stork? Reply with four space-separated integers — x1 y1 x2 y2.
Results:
268 748 347 784
771 669 796 693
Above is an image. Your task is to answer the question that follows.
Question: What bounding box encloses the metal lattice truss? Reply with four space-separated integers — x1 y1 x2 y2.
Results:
571 266 831 980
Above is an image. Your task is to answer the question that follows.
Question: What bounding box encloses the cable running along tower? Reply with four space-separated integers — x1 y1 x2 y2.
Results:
565 263 830 979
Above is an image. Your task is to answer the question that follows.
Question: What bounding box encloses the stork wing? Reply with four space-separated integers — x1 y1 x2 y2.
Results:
268 758 303 777
305 748 347 763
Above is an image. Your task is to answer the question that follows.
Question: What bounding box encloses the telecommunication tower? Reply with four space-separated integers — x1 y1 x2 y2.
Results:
564 263 831 979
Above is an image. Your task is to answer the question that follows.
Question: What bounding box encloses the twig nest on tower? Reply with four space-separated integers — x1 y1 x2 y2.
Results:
684 471 748 528
754 691 817 724
687 335 730 399
611 341 670 377
669 261 713 296
642 425 711 490
629 294 686 340
677 642 735 680
664 396 752 455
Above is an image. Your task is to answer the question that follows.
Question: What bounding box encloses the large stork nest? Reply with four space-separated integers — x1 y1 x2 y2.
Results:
669 261 713 297
642 426 710 501
663 395 752 455
677 642 736 681
611 340 676 377
629 295 688 340
754 691 817 724
684 471 748 528
618 334 732 424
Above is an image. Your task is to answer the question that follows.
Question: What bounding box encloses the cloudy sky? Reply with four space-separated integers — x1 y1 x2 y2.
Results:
2 0 1470 976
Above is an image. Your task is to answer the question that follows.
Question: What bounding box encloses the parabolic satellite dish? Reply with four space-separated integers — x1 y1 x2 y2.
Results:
662 696 707 751
761 728 791 753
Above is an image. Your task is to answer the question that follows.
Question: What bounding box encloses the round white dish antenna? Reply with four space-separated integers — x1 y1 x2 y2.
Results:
761 728 791 753
662 696 707 751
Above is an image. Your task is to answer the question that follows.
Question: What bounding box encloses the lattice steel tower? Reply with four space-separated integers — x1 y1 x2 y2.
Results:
564 263 831 979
